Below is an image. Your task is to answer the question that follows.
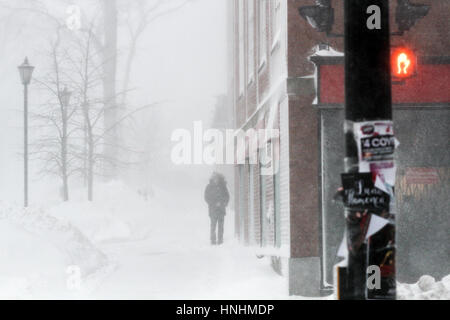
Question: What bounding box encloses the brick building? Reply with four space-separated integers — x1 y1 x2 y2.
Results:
227 0 449 296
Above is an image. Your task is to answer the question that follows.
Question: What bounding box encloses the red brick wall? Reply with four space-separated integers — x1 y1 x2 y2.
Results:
286 0 324 258
288 94 319 258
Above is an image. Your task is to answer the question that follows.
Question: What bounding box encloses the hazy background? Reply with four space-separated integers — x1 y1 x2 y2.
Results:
0 0 227 204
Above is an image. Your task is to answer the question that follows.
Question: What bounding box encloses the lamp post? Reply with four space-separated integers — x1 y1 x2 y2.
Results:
18 57 35 207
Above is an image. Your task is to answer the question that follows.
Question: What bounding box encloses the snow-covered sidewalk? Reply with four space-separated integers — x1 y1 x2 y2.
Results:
84 182 289 299
90 240 288 300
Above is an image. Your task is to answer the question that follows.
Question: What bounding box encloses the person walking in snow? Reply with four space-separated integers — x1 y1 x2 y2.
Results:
204 172 230 245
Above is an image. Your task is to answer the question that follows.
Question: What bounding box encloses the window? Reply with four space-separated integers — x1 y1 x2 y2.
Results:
238 0 245 95
259 151 266 247
247 0 255 83
259 0 267 67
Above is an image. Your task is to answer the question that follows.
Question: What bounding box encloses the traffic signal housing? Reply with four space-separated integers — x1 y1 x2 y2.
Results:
396 0 431 33
298 0 334 34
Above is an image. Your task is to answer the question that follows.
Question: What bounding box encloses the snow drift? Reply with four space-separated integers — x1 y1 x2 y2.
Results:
398 275 450 300
0 202 109 299
46 181 154 243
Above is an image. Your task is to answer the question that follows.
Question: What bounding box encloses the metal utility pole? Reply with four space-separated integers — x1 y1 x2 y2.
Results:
337 0 396 300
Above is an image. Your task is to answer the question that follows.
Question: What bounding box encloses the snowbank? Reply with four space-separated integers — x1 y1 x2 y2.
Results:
0 202 109 299
47 181 154 243
398 275 450 300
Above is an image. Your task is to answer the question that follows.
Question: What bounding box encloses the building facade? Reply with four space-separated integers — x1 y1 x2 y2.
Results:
228 0 449 296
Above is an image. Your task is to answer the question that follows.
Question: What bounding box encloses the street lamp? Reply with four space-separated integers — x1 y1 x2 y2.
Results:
18 57 34 207
18 57 34 86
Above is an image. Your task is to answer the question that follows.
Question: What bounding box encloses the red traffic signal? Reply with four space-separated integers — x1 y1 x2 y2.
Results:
391 47 417 79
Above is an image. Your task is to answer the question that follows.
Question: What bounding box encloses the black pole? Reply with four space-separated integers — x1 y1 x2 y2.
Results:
345 1 392 123
337 0 396 300
24 83 29 207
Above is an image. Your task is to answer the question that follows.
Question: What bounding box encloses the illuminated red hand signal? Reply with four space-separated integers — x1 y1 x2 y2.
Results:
391 48 416 79
397 53 411 75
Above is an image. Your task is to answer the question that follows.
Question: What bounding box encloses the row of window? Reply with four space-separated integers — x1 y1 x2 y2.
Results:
237 0 282 96
238 143 281 248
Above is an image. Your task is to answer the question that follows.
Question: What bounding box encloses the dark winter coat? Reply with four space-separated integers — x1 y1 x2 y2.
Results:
204 177 230 218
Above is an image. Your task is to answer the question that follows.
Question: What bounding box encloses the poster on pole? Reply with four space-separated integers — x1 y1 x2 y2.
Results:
341 173 390 212
354 121 397 172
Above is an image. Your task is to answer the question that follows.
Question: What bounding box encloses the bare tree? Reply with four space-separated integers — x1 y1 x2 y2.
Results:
71 24 104 201
66 21 163 201
31 33 78 201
